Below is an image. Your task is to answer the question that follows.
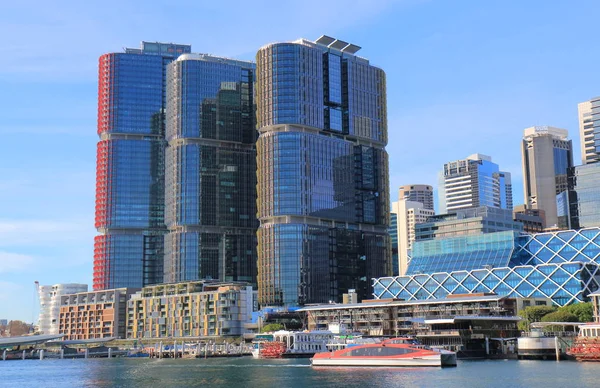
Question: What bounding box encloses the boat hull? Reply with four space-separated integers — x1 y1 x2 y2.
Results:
311 355 442 367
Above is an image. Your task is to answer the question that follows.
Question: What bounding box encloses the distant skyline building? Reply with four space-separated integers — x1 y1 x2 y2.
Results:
438 154 513 214
568 162 600 229
255 36 390 306
393 200 435 276
578 100 597 164
521 126 573 229
163 54 258 286
513 205 546 233
398 184 434 211
94 42 191 290
37 283 88 334
389 205 399 276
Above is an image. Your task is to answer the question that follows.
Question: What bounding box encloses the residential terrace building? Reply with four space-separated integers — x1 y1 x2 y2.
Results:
58 288 138 340
127 281 254 339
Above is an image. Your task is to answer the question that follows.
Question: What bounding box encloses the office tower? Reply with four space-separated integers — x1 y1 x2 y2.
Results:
163 54 257 285
413 206 522 242
513 205 546 233
578 100 597 164
256 36 390 306
521 126 573 229
37 283 88 334
398 184 434 211
568 163 600 229
94 42 191 290
393 200 435 276
389 204 399 276
438 154 513 214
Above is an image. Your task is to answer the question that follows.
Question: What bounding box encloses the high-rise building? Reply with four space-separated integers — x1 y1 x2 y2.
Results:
163 54 257 285
513 205 546 233
578 100 597 164
389 204 399 276
568 162 600 229
521 126 573 229
398 184 434 211
37 283 88 334
438 154 513 214
94 42 191 290
393 200 435 276
255 36 390 306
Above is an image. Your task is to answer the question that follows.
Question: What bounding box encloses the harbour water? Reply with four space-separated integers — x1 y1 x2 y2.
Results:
1 358 599 388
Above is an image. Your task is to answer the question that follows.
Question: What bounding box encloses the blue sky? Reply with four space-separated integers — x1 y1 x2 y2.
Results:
1 0 599 322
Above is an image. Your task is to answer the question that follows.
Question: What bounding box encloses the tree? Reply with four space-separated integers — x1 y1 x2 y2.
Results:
518 305 557 330
560 303 593 323
7 320 31 337
541 310 579 323
260 323 284 333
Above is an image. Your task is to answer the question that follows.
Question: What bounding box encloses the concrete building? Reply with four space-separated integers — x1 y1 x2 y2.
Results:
521 126 573 229
58 288 138 340
393 200 435 276
398 184 434 211
127 281 254 339
578 100 597 164
37 283 88 335
438 154 512 214
513 205 546 233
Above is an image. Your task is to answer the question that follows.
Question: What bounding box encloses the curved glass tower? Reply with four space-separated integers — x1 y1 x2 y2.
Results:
94 42 191 290
256 36 390 306
163 54 257 285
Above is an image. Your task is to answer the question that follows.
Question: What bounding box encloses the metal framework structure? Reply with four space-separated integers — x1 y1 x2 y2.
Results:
374 228 600 306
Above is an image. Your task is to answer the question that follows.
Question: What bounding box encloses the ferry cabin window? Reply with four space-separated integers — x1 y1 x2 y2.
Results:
342 347 417 357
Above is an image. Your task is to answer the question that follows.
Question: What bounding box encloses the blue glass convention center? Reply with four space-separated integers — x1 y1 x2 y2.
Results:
373 228 600 306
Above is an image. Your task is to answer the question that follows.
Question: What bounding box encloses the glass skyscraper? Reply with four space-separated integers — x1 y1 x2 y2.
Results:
255 36 390 306
569 162 600 229
438 154 512 214
163 54 258 285
94 42 191 290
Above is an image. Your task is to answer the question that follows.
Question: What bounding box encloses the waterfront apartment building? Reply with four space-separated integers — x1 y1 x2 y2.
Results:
521 126 573 230
255 36 390 306
568 162 600 229
438 154 512 214
94 42 191 290
393 200 435 276
163 54 257 286
127 281 254 338
373 227 600 306
578 100 597 164
37 283 88 335
398 184 434 211
58 288 138 340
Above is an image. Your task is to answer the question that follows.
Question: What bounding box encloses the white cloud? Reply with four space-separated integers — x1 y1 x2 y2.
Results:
0 219 95 247
0 252 36 274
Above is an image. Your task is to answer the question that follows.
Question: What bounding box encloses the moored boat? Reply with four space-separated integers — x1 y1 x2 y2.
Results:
311 337 457 367
567 323 600 361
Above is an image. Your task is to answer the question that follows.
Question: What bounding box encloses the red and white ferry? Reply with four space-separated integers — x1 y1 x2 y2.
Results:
311 338 457 367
